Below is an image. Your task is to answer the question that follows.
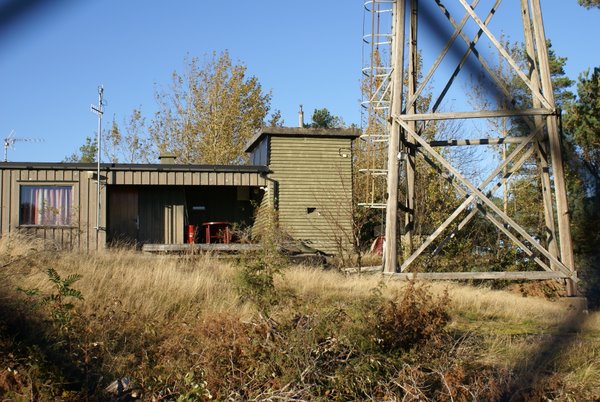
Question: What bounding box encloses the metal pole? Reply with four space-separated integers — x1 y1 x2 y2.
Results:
91 86 104 248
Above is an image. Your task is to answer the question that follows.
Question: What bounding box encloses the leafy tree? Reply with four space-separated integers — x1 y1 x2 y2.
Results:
309 108 344 128
104 109 152 163
578 0 600 9
63 136 97 163
506 41 574 114
267 109 285 127
150 51 271 164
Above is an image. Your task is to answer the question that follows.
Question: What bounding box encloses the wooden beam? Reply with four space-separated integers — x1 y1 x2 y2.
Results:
142 243 262 253
384 0 406 273
520 0 560 274
530 0 576 295
396 117 572 276
428 136 529 147
385 271 571 281
399 108 553 121
403 0 418 258
457 0 552 110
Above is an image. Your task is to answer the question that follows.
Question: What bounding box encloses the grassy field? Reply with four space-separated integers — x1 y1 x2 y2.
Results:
0 235 598 401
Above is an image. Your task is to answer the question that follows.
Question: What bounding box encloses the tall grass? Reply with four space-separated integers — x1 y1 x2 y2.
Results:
0 234 598 401
1 241 253 322
0 234 574 326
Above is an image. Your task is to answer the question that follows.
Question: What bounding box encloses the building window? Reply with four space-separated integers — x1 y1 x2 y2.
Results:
20 185 73 226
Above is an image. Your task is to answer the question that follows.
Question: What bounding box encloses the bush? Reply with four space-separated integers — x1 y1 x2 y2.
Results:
375 281 450 353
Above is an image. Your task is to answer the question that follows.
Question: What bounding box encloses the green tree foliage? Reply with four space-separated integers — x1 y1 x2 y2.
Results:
578 0 600 9
564 68 600 181
309 108 344 128
63 136 97 163
563 68 600 303
508 41 574 112
150 51 271 164
267 109 285 127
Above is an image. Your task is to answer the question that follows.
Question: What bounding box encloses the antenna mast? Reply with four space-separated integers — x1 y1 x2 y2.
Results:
91 85 105 241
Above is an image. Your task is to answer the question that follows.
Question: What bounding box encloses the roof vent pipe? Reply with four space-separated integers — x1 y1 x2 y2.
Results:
298 105 304 128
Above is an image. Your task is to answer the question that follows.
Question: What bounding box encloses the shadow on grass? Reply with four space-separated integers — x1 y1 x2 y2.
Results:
0 291 107 399
502 287 594 400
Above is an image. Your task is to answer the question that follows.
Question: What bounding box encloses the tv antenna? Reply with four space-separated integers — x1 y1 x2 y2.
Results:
3 130 44 162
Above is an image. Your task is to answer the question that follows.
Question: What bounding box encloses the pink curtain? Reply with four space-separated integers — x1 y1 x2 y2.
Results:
21 186 72 226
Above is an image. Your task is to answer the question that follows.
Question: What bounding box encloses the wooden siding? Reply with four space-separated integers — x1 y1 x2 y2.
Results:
0 167 104 250
269 136 354 255
252 181 275 238
138 188 185 245
107 170 266 187
107 186 139 244
0 166 265 251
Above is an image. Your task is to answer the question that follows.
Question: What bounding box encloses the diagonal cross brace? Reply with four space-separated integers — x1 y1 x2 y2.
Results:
419 149 551 272
457 0 552 110
432 0 507 113
395 115 571 276
404 0 482 112
399 123 543 270
431 146 536 255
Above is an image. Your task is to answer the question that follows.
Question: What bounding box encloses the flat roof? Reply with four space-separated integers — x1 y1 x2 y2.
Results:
245 126 361 153
0 162 269 174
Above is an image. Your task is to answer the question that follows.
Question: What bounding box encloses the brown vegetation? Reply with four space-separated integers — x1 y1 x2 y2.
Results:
0 235 598 401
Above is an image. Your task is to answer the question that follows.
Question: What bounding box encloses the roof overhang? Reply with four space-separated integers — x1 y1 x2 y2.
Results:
0 162 268 173
0 162 269 187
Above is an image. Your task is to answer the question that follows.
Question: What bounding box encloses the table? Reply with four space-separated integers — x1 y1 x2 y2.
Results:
202 221 232 244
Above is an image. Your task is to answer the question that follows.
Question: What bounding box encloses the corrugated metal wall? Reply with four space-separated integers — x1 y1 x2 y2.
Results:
269 136 354 255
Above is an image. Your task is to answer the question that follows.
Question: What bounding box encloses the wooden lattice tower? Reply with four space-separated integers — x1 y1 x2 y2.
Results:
379 0 577 295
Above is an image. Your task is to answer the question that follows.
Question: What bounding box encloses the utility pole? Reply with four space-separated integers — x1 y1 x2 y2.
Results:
91 85 104 245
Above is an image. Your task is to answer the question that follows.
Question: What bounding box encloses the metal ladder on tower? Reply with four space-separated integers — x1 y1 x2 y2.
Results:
359 0 394 209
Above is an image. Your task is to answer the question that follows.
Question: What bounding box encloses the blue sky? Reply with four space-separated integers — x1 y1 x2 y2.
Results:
0 1 597 163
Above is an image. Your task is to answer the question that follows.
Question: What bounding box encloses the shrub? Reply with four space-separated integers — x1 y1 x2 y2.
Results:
374 281 450 353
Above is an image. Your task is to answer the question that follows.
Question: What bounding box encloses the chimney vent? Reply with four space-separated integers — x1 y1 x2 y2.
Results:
159 153 177 164
298 105 304 128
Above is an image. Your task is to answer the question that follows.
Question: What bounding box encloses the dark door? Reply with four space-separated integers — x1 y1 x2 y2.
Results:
138 188 185 244
108 186 139 245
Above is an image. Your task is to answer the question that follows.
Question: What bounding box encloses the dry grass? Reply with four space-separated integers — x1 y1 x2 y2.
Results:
282 267 571 328
0 234 578 326
0 234 598 400
3 245 254 322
